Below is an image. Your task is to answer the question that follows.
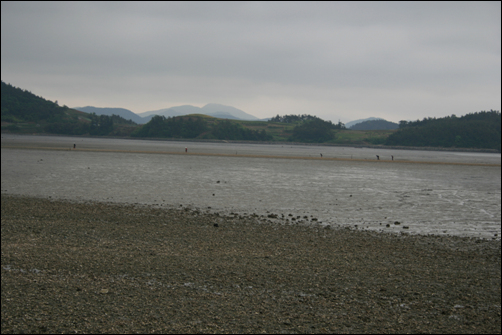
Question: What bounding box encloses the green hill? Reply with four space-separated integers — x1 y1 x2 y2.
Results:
1 81 68 123
386 111 501 151
1 81 137 136
131 115 272 141
349 119 399 130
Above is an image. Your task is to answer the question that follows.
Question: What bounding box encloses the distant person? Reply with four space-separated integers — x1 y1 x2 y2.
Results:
391 155 394 161
73 144 76 149
376 155 379 160
320 153 323 158
185 147 187 153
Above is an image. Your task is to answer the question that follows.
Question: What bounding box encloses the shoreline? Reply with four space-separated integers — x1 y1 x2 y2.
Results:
2 146 500 167
2 132 500 154
2 194 500 333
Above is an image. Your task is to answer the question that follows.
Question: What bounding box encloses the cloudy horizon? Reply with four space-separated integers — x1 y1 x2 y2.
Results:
1 2 500 123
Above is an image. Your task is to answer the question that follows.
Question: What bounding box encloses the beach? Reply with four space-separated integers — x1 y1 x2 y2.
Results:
2 194 500 333
2 137 501 239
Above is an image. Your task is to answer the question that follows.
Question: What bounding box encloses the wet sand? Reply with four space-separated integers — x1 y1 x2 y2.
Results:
1 145 500 167
2 195 500 334
2 133 501 166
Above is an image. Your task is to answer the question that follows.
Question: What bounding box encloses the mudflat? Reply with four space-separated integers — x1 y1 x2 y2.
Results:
1 195 500 333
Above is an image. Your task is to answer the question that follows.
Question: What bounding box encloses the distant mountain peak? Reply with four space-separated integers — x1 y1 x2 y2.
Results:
138 103 260 121
201 104 259 120
73 106 144 124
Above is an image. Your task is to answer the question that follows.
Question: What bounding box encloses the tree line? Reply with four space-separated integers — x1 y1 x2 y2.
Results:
269 114 345 142
44 113 131 136
132 115 272 141
269 114 321 123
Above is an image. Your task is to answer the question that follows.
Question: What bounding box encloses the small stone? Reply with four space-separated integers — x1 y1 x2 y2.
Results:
100 289 109 294
214 223 219 227
394 221 400 225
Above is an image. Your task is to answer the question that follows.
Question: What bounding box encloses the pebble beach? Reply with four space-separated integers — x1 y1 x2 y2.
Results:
1 194 500 333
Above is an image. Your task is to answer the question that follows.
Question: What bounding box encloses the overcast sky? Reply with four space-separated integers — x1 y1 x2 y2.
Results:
1 2 500 123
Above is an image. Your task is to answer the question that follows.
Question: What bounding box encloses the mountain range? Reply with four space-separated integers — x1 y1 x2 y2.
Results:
73 106 146 124
74 104 393 129
74 103 264 124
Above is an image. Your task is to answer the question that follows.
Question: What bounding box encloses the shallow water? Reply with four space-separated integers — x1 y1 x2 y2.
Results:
2 134 501 238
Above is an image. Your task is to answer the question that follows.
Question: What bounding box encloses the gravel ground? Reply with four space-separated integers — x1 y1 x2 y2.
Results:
1 194 500 334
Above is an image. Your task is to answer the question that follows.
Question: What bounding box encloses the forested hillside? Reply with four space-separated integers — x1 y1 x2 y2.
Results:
132 115 272 141
269 114 345 143
386 111 501 151
1 81 137 136
1 81 67 123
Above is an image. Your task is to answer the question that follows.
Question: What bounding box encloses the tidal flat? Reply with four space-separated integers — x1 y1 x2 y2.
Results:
1 195 500 333
2 134 501 238
1 135 501 333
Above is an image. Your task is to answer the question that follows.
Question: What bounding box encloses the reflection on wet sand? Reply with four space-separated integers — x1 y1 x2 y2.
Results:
2 134 501 239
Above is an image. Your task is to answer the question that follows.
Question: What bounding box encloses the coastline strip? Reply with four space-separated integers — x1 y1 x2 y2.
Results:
2 145 500 166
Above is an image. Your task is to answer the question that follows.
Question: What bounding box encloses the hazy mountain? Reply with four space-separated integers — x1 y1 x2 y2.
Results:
345 117 383 129
138 103 259 121
201 103 259 120
74 106 145 124
137 105 202 118
350 119 399 130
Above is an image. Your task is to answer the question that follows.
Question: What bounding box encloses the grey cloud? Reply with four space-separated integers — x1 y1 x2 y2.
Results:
1 2 500 122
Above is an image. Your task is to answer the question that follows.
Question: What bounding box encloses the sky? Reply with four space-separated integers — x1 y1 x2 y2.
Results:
1 2 500 123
